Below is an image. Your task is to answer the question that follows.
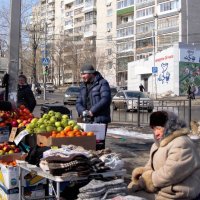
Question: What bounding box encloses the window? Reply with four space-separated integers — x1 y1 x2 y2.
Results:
107 22 112 29
136 7 154 18
75 0 84 6
85 11 96 21
136 38 153 49
136 21 154 34
157 33 179 47
117 26 134 38
117 41 134 52
107 48 112 55
107 62 113 69
107 9 113 16
107 35 112 41
158 16 179 29
136 0 153 4
121 15 134 24
159 0 179 13
117 0 134 9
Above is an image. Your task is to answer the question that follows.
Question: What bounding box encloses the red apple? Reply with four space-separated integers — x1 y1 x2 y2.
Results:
14 148 20 153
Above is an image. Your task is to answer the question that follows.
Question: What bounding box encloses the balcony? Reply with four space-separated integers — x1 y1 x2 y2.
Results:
48 0 55 4
117 6 134 16
117 21 134 30
84 25 96 38
83 1 96 13
48 13 55 20
64 0 74 4
136 0 154 10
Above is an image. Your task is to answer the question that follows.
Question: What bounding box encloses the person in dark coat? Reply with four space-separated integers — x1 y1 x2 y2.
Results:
139 84 145 92
76 64 111 150
17 74 36 112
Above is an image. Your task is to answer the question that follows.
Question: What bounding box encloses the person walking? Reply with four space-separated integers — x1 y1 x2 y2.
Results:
76 64 111 150
128 110 200 200
17 74 36 112
139 84 145 92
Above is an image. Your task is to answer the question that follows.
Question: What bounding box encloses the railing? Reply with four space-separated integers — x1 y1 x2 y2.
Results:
111 98 194 127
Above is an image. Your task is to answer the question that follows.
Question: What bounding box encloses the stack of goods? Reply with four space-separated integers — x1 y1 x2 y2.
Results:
77 178 127 200
39 148 110 177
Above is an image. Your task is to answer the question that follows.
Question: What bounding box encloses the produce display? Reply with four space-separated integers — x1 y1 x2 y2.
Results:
25 110 94 137
0 142 21 155
0 105 34 128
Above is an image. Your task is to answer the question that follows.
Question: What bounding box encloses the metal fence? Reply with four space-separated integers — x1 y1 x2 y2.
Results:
111 98 195 127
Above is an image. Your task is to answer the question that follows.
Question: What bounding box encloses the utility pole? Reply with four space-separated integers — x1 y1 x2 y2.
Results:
152 29 157 99
8 0 21 107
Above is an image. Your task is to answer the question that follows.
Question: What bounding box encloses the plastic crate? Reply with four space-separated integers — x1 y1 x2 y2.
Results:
40 103 71 117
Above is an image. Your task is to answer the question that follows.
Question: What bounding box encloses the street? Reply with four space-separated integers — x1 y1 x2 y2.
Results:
34 90 200 124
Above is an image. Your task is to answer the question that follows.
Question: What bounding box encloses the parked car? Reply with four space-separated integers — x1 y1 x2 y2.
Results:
112 90 154 112
46 82 55 93
63 86 80 105
110 87 118 99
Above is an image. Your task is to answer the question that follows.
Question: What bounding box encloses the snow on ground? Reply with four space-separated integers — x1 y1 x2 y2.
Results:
107 128 200 141
107 128 154 140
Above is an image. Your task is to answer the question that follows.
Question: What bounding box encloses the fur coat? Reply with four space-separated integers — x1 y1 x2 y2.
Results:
129 128 200 200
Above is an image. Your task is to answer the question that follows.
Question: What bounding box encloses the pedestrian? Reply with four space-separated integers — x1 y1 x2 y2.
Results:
187 84 196 99
128 110 200 200
76 64 111 150
139 84 145 92
17 74 36 112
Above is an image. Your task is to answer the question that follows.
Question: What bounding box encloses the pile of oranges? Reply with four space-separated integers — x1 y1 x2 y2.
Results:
0 160 17 167
50 125 94 138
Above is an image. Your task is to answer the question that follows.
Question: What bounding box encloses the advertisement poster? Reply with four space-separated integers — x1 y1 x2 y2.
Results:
179 61 200 95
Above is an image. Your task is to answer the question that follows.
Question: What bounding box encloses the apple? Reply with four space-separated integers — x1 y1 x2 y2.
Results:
42 113 50 119
48 110 55 116
0 150 4 155
11 120 18 127
61 119 68 128
14 148 20 153
8 150 14 154
31 118 38 124
68 120 77 127
10 144 16 150
73 125 81 131
50 116 57 124
3 145 10 152
55 112 62 120
46 126 54 132
55 121 61 128
57 126 63 132
62 115 69 120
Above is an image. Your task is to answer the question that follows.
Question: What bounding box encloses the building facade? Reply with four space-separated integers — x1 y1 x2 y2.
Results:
128 43 200 97
31 0 200 87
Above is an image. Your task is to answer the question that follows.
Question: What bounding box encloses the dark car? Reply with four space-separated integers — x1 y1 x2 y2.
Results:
63 86 80 105
112 90 154 112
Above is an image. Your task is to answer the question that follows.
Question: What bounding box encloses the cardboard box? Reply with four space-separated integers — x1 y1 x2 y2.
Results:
0 154 46 189
78 123 106 140
37 132 96 150
0 184 46 200
0 126 10 143
0 154 23 189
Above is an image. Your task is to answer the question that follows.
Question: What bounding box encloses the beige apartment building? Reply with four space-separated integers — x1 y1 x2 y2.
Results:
31 0 200 87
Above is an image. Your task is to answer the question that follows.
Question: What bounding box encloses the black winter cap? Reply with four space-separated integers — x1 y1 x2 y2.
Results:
150 111 168 128
80 64 96 74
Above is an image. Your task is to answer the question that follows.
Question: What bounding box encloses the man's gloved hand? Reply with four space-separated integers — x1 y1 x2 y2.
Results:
82 110 90 117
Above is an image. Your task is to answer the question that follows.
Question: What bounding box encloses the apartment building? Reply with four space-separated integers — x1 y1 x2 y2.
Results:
31 0 200 87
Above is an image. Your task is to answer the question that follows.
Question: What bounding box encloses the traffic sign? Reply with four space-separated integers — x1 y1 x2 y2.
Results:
42 58 50 65
152 66 158 74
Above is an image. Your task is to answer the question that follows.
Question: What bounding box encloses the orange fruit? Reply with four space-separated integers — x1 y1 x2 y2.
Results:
64 126 72 133
87 131 94 136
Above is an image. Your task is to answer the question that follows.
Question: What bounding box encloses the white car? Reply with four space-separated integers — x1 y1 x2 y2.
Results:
112 90 154 112
45 82 55 93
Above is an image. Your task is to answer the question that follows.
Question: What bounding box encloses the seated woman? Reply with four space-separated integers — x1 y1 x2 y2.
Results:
128 111 200 200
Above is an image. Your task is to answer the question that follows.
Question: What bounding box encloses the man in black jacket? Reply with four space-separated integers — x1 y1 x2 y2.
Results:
17 75 36 112
76 64 111 149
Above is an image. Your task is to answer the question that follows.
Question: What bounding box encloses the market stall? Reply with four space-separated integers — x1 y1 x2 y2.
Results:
0 104 127 200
